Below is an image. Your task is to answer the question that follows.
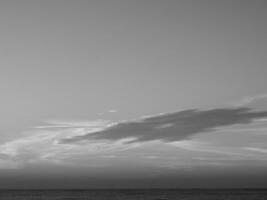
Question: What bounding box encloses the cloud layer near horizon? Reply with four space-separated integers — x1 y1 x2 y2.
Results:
60 107 267 144
0 104 267 171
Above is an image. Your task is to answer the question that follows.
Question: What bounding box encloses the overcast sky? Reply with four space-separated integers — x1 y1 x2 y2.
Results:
0 0 267 188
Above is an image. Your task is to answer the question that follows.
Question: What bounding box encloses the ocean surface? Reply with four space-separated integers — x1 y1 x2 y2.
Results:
0 189 266 200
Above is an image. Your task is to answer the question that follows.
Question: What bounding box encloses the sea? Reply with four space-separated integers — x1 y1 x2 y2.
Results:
0 189 266 200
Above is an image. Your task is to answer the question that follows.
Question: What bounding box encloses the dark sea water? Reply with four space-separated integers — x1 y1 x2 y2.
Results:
0 189 266 200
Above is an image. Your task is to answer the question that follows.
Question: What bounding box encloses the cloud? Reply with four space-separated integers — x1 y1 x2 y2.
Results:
171 140 262 159
233 94 267 108
0 118 141 168
34 119 110 129
60 107 267 144
244 147 267 154
1 106 267 169
171 140 238 156
108 109 118 113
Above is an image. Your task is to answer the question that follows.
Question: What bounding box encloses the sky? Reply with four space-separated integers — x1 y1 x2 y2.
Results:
0 0 267 188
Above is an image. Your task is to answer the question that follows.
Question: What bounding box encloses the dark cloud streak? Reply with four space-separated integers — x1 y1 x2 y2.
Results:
60 107 267 144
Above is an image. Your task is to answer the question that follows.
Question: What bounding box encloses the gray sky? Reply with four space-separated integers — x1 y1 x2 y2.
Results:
0 0 267 188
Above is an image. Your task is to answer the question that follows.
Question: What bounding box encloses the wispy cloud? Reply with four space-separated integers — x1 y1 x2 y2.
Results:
233 94 267 107
171 140 250 156
244 147 267 154
0 120 135 168
60 107 267 144
34 119 110 129
108 109 118 113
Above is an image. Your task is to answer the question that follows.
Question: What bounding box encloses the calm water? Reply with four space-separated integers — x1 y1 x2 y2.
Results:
0 189 266 200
